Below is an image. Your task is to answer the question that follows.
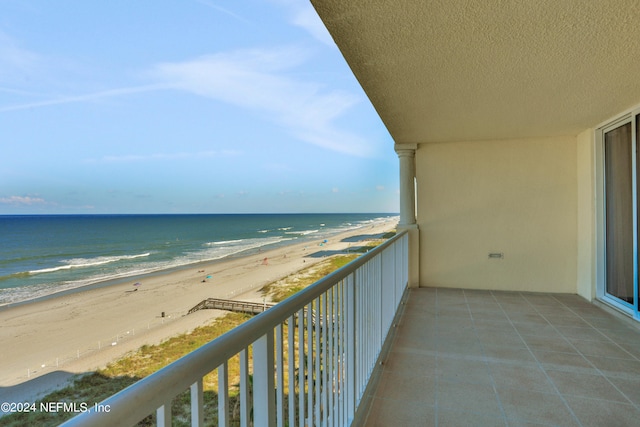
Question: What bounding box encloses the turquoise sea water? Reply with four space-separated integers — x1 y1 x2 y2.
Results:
0 213 396 305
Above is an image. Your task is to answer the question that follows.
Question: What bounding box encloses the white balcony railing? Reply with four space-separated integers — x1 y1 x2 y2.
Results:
61 231 408 427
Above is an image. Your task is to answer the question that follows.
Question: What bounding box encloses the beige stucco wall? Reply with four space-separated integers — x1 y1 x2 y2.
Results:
416 136 578 293
576 129 596 301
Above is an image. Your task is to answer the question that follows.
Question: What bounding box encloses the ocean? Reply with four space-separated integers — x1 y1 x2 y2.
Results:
0 213 397 306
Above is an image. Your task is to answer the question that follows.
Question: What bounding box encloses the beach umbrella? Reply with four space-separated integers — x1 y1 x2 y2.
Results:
133 282 141 287
206 275 212 279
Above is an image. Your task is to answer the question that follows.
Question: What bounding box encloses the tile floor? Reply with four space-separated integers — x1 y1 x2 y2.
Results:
360 288 640 427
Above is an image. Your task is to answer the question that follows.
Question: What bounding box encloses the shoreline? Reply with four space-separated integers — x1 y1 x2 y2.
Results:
0 245 277 312
0 217 398 402
0 218 389 310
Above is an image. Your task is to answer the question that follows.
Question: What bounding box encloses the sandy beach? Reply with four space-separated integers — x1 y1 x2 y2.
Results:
0 218 397 403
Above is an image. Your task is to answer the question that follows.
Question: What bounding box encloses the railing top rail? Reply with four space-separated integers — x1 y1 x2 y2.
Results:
61 230 407 427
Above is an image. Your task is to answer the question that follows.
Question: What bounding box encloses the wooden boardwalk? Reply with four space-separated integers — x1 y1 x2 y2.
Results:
188 298 275 315
188 298 330 328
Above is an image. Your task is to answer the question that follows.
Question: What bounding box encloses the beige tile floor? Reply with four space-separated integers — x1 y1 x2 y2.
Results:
360 288 640 427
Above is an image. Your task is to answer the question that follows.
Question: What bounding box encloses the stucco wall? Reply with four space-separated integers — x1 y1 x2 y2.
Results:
416 136 578 293
576 129 596 300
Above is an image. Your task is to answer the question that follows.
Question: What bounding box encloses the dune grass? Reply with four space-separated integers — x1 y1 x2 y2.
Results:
0 312 252 427
260 254 358 302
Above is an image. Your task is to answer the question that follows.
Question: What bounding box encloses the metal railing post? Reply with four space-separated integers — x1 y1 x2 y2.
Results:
276 324 284 427
218 362 229 427
345 273 356 424
297 309 306 427
190 379 203 427
240 349 250 427
287 315 296 427
253 332 276 427
157 403 171 427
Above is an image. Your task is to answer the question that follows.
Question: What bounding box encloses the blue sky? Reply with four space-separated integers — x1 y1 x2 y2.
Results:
0 0 398 214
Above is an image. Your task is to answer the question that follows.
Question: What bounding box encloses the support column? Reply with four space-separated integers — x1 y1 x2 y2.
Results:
395 145 417 226
395 144 420 288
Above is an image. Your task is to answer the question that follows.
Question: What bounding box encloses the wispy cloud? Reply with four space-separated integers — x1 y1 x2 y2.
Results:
0 86 44 97
0 30 80 96
0 84 171 113
85 149 242 163
0 195 47 205
151 47 371 157
272 0 334 46
0 31 41 81
195 0 251 24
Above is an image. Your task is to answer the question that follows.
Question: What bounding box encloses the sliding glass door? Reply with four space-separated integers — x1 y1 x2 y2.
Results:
603 118 638 310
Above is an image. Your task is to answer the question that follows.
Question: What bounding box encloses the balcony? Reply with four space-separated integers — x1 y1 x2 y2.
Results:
361 288 640 426
61 231 409 427
59 227 640 426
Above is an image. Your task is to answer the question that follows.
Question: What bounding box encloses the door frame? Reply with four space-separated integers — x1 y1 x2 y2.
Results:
596 111 640 319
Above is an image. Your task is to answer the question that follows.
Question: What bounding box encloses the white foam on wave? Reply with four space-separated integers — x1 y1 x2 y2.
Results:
0 264 163 305
28 253 151 275
285 229 318 236
206 239 243 246
5 236 299 304
189 236 294 262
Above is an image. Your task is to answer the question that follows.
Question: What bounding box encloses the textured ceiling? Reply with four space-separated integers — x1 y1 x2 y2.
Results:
311 0 640 144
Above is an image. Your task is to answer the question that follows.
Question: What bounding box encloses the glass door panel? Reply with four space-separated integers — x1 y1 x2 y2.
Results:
604 122 634 305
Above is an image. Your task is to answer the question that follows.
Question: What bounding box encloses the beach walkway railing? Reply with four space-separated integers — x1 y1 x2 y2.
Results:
187 298 275 315
61 230 409 427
